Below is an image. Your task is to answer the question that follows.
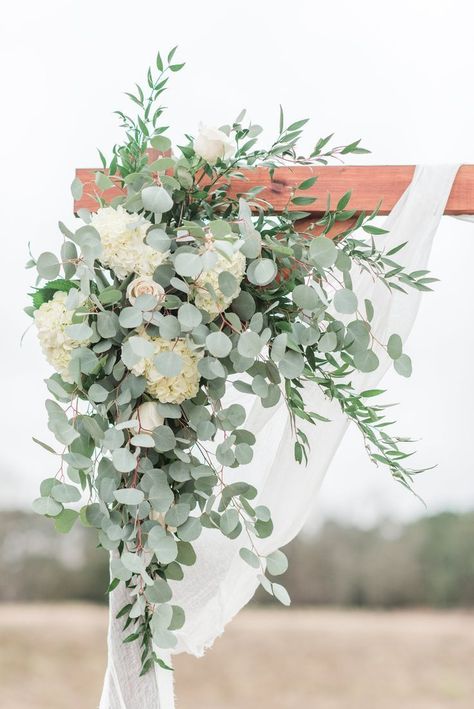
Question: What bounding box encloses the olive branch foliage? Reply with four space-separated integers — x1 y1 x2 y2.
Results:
26 48 434 675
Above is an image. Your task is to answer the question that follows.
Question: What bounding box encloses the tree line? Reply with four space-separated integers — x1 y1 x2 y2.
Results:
1 510 473 607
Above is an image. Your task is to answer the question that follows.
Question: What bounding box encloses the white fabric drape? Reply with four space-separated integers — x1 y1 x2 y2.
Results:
100 164 460 709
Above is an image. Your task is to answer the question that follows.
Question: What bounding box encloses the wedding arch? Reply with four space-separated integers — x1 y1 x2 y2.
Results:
27 50 474 708
73 163 472 709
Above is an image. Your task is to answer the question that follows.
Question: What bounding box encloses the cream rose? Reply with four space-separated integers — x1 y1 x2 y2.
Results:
194 125 234 165
130 401 164 433
126 277 165 308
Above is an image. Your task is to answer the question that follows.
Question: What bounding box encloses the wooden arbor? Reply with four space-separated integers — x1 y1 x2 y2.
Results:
74 163 474 234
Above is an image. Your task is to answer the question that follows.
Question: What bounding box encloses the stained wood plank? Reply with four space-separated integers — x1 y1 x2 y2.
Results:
74 164 474 216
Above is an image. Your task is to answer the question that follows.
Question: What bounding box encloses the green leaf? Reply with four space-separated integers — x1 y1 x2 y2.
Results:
298 176 317 190
220 508 240 535
70 347 100 375
279 350 304 379
347 321 370 353
272 582 291 606
154 351 183 377
150 134 172 151
237 330 262 358
113 488 144 505
97 311 118 339
153 425 176 452
121 551 145 574
363 224 388 236
32 437 58 455
147 228 171 252
246 258 277 286
159 315 181 341
266 550 288 576
354 349 379 373
65 323 93 341
176 541 196 566
63 451 92 469
98 287 122 305
309 237 337 268
45 400 79 446
51 483 81 503
174 253 202 279
30 279 79 310
112 448 137 473
364 299 374 322
387 334 403 360
270 333 287 363
239 547 260 569
119 307 143 329
146 577 173 603
235 442 253 464
293 284 320 311
149 481 174 514
178 303 202 330
95 171 115 190
169 605 185 631
130 433 155 447
142 185 173 214
292 196 315 206
394 353 412 377
206 331 232 358
218 271 238 297
71 177 83 200
318 332 337 353
129 335 155 358
333 288 358 314
148 526 178 564
54 509 79 533
177 517 202 542
32 496 63 517
37 252 60 280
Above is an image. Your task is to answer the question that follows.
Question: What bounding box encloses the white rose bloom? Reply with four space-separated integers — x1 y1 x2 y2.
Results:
126 277 165 307
194 125 235 165
193 249 246 317
34 291 90 382
131 333 202 404
130 401 164 433
91 205 168 279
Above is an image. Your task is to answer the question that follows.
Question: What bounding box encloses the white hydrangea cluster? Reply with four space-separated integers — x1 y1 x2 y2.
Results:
91 205 168 279
193 249 246 317
131 333 202 404
34 291 89 382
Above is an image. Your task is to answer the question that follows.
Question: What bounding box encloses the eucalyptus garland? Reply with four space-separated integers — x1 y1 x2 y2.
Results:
26 48 432 675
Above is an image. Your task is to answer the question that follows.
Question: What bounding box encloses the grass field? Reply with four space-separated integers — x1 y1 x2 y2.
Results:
1 604 474 708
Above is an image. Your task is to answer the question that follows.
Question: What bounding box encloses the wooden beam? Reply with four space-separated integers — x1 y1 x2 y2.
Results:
74 164 474 216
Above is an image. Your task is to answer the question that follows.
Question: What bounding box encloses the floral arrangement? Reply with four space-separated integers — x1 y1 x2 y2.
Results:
26 49 431 675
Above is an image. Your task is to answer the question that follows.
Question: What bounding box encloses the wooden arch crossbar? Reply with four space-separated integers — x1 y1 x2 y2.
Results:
74 164 474 237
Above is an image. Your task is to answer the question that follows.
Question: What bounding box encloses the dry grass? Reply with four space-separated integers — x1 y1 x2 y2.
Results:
1 604 474 708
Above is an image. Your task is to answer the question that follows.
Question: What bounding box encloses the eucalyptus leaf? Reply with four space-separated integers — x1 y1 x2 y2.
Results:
206 331 232 358
394 353 412 377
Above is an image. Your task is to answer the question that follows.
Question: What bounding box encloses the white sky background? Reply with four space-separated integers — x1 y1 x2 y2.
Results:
1 0 473 525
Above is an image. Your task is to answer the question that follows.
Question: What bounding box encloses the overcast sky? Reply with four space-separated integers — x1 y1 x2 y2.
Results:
1 0 473 525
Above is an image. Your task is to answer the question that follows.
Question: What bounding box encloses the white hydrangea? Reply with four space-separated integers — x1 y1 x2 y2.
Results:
91 205 168 279
193 249 246 317
131 333 202 404
34 291 89 382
